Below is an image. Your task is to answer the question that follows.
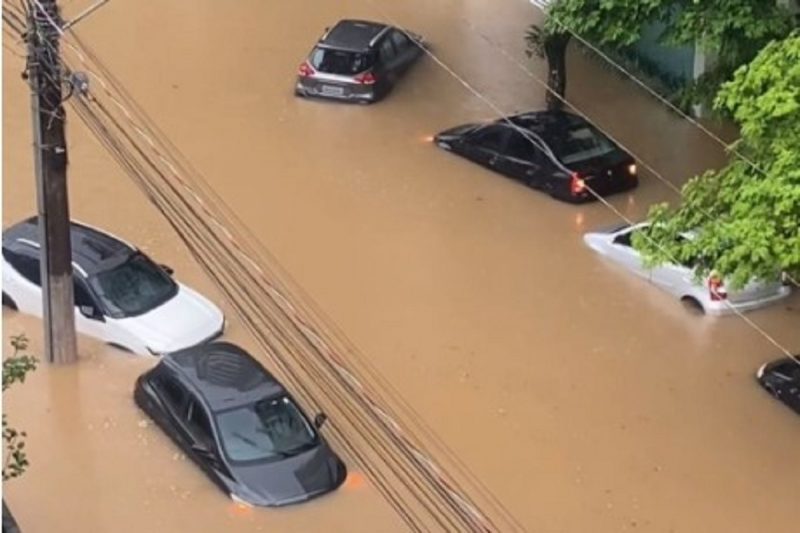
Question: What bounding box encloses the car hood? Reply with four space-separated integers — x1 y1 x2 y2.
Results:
758 357 800 383
582 232 611 253
435 123 480 141
116 284 224 355
229 443 346 506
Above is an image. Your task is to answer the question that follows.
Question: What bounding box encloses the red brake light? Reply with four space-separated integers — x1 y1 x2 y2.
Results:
570 172 586 196
708 275 727 301
355 71 377 85
298 62 315 77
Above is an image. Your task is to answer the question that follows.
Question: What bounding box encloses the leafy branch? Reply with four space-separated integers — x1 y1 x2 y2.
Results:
3 334 38 481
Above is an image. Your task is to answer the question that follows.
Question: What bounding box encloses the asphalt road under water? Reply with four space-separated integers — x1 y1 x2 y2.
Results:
3 1 799 532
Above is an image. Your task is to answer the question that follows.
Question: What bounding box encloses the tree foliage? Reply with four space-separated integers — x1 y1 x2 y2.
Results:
667 0 794 110
525 0 661 108
533 0 662 49
3 334 37 481
526 0 795 110
634 33 800 288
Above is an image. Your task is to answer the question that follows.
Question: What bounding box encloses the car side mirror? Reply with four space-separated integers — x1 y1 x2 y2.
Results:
313 413 328 429
79 305 104 321
160 264 174 276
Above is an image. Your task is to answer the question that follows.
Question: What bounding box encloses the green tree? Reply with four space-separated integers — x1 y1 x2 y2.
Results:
3 334 37 481
526 0 794 111
634 33 800 288
525 0 662 109
667 0 794 110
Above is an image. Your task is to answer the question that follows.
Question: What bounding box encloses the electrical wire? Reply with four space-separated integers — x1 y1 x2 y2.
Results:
527 1 783 182
6 7 484 529
524 0 800 289
371 6 800 367
9 4 796 528
61 28 526 533
12 12 515 529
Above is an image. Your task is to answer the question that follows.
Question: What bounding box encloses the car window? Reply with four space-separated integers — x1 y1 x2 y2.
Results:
505 130 542 161
613 231 633 247
469 126 508 152
154 375 187 413
390 30 410 50
215 395 318 464
87 252 178 318
187 400 214 447
379 38 396 63
73 280 96 309
310 47 374 74
3 248 42 286
550 123 616 165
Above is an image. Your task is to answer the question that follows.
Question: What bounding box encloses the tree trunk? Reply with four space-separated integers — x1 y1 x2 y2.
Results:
544 33 571 110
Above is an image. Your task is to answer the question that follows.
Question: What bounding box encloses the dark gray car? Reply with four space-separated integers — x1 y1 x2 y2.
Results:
756 357 800 415
134 342 347 506
435 111 638 203
295 19 425 104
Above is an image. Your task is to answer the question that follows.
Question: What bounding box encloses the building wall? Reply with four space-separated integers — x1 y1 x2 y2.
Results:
632 19 695 84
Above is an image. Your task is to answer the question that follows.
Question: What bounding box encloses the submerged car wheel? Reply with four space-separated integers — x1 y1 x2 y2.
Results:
2 292 17 310
680 296 705 315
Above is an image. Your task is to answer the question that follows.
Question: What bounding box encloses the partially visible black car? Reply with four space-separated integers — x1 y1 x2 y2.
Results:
134 342 347 506
434 110 638 203
756 357 800 415
295 19 425 104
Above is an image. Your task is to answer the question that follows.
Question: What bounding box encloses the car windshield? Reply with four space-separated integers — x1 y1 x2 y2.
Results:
310 47 373 74
772 361 800 382
215 396 318 463
88 252 177 318
551 123 617 165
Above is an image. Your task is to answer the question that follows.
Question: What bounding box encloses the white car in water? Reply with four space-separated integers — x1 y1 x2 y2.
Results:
2 217 225 355
583 222 792 315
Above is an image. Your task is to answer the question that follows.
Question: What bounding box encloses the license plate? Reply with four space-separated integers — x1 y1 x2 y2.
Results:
321 85 344 96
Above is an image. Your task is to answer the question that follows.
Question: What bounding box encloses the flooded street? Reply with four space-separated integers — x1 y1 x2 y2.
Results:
4 0 799 532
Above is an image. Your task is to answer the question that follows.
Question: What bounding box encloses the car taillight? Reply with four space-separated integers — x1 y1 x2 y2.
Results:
355 71 377 85
298 61 315 77
708 275 727 301
570 172 586 196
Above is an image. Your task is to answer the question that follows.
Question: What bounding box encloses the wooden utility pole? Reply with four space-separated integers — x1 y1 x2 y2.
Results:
27 0 78 364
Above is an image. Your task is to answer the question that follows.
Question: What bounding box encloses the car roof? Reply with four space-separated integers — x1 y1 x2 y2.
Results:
2 216 134 277
504 110 588 135
319 19 389 52
162 342 286 413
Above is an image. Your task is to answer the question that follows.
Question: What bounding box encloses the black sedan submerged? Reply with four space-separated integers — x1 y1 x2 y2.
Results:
134 342 347 506
434 110 638 203
756 357 800 415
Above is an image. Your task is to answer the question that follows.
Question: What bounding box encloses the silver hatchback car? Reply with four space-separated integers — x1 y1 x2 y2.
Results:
584 222 792 315
295 19 425 104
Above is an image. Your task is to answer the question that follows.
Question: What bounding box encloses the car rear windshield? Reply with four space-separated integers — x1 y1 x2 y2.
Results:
215 396 318 464
310 47 374 75
88 252 177 318
551 124 616 165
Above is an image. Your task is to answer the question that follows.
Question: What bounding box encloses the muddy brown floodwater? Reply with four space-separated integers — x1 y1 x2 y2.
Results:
3 0 799 532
